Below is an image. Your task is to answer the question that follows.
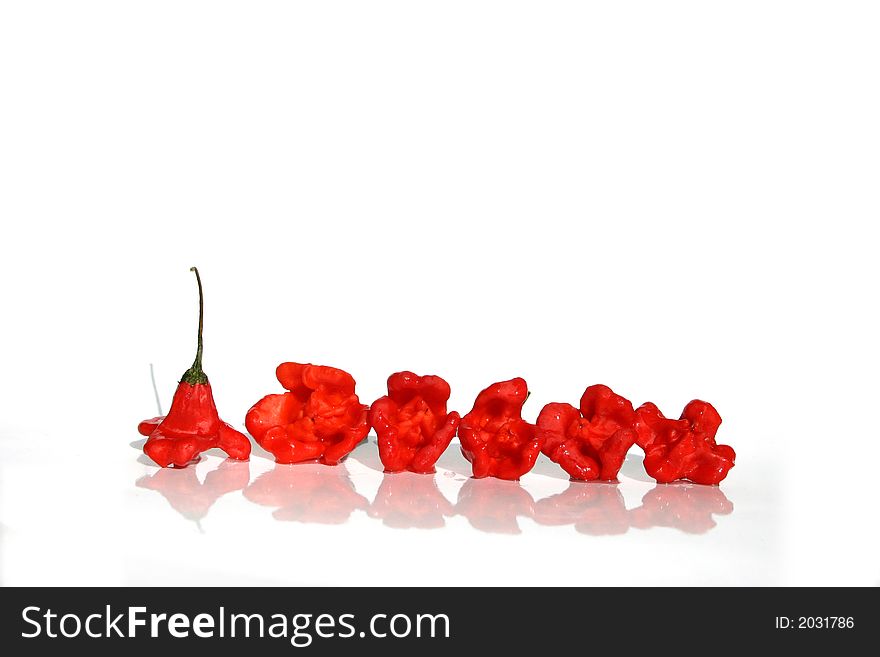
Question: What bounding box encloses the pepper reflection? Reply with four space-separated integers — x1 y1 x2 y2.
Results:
454 478 535 534
629 482 733 534
368 472 454 529
136 458 250 525
533 483 629 535
458 480 733 535
136 450 733 534
244 462 368 523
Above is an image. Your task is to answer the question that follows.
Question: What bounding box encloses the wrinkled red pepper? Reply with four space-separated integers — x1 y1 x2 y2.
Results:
458 378 541 480
633 400 735 485
138 268 251 468
245 362 370 464
536 384 637 481
369 371 461 474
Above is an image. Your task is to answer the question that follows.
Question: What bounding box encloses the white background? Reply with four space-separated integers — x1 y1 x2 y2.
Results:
0 1 877 586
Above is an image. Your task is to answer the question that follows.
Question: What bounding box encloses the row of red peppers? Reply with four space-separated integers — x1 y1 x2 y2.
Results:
139 269 735 485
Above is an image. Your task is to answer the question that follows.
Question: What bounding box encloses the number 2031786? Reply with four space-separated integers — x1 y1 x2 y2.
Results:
776 617 854 629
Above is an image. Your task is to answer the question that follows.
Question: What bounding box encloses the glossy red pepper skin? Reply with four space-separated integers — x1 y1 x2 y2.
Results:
245 362 370 464
369 372 461 474
536 384 637 481
138 268 251 468
138 384 251 467
633 400 735 485
458 378 541 480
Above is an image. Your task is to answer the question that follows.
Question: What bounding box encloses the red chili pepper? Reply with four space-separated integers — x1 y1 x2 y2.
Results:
369 371 461 474
633 400 735 485
458 378 541 480
245 362 370 464
536 384 637 481
138 268 251 468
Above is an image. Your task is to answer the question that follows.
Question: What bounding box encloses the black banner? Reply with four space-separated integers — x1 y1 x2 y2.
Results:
0 587 874 653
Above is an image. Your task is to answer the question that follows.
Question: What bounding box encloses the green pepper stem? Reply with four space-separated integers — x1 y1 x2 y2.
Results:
181 266 208 385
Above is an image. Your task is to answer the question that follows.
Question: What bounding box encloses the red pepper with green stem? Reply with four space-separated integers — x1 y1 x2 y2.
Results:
138 267 251 467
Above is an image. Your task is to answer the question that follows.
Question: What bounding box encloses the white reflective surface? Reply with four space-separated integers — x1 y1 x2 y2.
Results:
0 432 781 586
